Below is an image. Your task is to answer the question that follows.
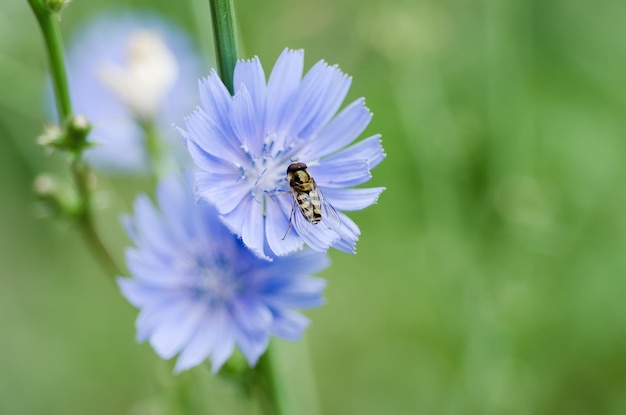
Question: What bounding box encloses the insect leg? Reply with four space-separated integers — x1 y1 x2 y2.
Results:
282 198 297 240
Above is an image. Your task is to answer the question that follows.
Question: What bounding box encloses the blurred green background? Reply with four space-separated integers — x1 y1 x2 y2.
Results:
3 0 626 414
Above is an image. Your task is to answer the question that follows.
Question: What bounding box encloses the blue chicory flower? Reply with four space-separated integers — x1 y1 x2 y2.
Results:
62 12 206 173
180 48 385 259
118 175 328 373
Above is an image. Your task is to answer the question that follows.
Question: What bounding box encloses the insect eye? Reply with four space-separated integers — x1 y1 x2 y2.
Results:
286 162 308 174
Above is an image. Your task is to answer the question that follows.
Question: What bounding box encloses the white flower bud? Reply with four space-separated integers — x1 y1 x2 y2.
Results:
33 173 58 196
97 31 179 120
36 124 63 147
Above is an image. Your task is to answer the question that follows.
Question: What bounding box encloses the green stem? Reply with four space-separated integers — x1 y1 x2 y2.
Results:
208 0 239 93
255 346 289 415
27 0 72 122
71 157 121 279
138 118 174 180
27 0 122 279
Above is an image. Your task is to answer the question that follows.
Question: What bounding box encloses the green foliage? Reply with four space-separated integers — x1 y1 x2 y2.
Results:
2 0 626 413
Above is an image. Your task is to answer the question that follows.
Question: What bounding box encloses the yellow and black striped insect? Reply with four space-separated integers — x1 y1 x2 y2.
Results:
283 162 340 239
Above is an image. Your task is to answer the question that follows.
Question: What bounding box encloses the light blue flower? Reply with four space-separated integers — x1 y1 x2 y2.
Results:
118 175 328 373
62 12 205 173
180 49 385 258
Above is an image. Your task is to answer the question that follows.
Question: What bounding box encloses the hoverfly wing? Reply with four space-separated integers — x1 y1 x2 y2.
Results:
316 184 341 232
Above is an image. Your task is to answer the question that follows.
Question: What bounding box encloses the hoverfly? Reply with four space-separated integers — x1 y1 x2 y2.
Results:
283 162 340 239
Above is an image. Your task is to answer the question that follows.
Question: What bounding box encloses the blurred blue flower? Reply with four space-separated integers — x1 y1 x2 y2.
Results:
62 12 206 173
118 175 328 373
180 49 385 258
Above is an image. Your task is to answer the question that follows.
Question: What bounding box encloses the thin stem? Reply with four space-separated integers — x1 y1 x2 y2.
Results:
27 0 72 122
208 0 239 93
139 118 171 180
27 0 123 278
71 158 122 278
255 346 289 415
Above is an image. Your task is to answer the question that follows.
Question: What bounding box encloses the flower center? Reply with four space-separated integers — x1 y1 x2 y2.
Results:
249 155 291 202
180 251 242 306
97 30 179 120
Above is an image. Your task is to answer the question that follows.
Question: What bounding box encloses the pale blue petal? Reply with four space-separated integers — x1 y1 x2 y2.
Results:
279 60 334 142
230 299 273 335
298 222 341 252
210 340 236 373
262 249 330 279
208 312 236 373
136 296 187 342
121 214 140 246
125 250 180 286
265 194 303 256
302 98 372 159
174 308 222 373
196 170 252 215
198 70 233 131
132 288 190 313
184 139 219 174
184 139 239 176
84 120 148 173
331 213 361 254
241 197 269 259
233 57 267 126
332 238 357 254
308 159 371 188
119 277 184 306
196 201 239 247
322 134 385 170
133 195 173 256
322 187 385 211
271 310 309 341
264 276 327 309
173 339 209 373
296 66 351 140
136 308 169 343
236 331 269 367
175 307 236 373
157 176 195 243
183 108 244 163
266 49 304 133
117 278 146 307
285 250 331 276
149 301 207 359
230 300 272 365
218 195 250 236
231 85 263 154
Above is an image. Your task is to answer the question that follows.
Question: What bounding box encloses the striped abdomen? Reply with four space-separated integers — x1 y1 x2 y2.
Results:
295 189 322 224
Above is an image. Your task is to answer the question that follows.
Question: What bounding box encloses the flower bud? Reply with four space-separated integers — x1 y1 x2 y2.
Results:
97 31 179 121
66 114 92 152
33 173 80 217
45 0 71 14
36 124 64 153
